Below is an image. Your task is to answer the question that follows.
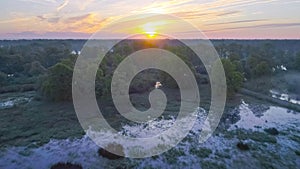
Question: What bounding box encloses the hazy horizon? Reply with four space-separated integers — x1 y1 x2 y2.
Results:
1 38 300 40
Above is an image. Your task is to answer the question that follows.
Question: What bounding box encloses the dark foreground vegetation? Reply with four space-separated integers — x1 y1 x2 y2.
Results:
51 162 83 169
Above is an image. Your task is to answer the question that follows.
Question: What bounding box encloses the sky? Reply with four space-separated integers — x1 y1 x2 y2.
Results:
0 0 300 39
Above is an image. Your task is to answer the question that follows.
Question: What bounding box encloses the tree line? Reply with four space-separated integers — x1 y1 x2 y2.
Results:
0 40 299 101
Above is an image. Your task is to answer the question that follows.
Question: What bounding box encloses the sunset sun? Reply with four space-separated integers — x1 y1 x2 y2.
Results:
145 31 157 38
142 22 162 38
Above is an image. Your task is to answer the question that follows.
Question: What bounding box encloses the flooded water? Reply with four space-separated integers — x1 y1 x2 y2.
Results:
0 97 31 109
0 100 299 169
230 101 300 131
270 90 300 105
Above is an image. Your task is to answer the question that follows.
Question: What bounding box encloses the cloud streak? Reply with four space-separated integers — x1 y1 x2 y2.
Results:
57 0 69 12
1 31 91 39
171 10 240 19
64 14 92 23
205 22 300 32
206 19 269 26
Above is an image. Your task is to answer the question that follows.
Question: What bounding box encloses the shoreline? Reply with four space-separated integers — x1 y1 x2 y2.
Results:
239 88 300 112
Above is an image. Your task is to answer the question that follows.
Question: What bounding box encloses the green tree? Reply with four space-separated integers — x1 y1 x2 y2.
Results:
24 61 47 76
41 53 111 101
254 61 271 77
41 63 73 101
221 59 244 95
229 53 241 61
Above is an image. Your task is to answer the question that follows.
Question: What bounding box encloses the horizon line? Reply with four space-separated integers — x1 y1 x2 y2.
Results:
1 38 300 41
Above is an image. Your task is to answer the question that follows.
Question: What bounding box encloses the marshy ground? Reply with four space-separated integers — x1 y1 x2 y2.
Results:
0 88 299 169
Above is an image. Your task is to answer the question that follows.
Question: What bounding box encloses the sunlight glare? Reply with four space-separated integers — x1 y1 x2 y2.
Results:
142 21 166 38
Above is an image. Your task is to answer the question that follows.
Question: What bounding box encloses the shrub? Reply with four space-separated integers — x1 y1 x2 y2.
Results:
201 160 227 169
237 142 250 151
50 162 82 169
264 128 279 135
235 130 277 143
189 147 212 158
0 71 7 87
164 148 185 164
98 143 125 160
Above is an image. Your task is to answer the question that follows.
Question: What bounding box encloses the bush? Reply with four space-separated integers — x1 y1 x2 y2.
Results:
50 162 82 169
0 84 36 93
264 128 279 135
237 142 250 151
189 146 212 158
201 160 227 169
235 130 277 143
0 71 7 87
98 143 125 160
164 148 185 164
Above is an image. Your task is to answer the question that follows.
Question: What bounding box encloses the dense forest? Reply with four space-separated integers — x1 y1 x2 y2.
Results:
0 40 299 101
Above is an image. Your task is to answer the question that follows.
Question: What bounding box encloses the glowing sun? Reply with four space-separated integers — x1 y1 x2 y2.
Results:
145 31 157 38
143 22 159 38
